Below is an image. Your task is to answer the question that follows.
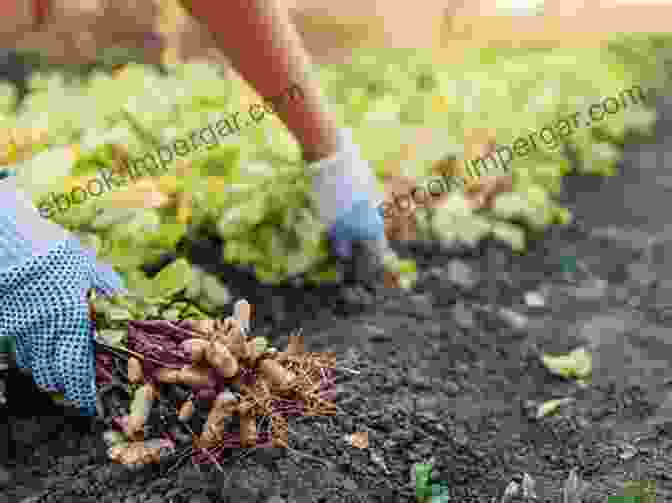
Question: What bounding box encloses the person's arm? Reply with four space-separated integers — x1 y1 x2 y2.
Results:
180 0 340 163
184 0 390 268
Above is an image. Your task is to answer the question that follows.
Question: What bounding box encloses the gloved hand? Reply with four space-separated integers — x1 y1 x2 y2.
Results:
0 178 126 418
310 128 389 285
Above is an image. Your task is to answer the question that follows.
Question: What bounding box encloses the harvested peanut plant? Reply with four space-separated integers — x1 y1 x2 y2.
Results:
95 298 337 469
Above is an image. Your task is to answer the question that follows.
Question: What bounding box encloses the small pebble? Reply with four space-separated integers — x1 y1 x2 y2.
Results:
524 291 546 308
443 381 460 395
0 465 12 488
408 294 434 318
610 285 631 303
619 443 638 461
342 478 358 491
572 278 608 301
627 261 658 287
498 308 528 330
341 286 373 307
164 489 183 501
452 302 475 329
445 260 478 290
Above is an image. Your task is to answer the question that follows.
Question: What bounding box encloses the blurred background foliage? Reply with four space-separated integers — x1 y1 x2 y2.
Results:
0 0 669 306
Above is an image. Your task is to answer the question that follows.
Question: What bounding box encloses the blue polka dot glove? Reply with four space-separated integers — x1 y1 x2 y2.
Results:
0 179 126 418
310 128 388 261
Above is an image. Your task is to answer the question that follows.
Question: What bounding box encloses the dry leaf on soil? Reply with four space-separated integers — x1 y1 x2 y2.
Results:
346 431 369 449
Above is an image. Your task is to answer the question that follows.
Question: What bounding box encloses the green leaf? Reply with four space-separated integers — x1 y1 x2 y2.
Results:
151 258 195 298
541 347 592 380
491 222 526 252
415 463 433 499
399 274 417 291
560 255 578 274
75 233 103 255
429 483 450 503
609 497 640 503
192 144 241 178
253 337 269 354
161 309 181 321
306 266 340 284
537 398 572 418
97 329 126 348
106 308 132 323
201 274 232 307
145 222 188 249
397 259 417 275
90 208 142 232
111 211 162 241
491 192 529 220
121 270 154 299
180 304 210 320
622 479 655 503
103 430 127 447
129 384 152 420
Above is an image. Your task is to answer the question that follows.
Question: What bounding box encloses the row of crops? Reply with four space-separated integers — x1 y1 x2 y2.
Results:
0 35 668 314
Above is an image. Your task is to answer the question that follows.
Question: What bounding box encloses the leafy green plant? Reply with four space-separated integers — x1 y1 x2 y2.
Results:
4 38 666 287
414 462 450 503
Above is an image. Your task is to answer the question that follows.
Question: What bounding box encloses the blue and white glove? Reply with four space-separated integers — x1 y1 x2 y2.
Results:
310 128 388 262
0 177 126 418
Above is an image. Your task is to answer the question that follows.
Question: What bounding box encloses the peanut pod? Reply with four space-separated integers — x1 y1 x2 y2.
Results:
178 400 195 422
126 384 157 439
272 415 288 448
220 319 248 360
108 438 175 467
278 333 304 362
239 414 257 448
200 391 238 449
286 333 304 355
181 319 216 338
180 338 210 364
127 357 144 384
258 359 296 392
156 366 212 388
206 341 239 378
155 368 180 384
244 337 266 365
179 366 213 388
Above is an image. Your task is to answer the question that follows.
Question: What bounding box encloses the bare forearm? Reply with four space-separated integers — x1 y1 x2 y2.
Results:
183 0 340 162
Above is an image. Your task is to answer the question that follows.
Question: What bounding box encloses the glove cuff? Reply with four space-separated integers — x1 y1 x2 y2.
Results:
306 128 362 173
308 128 383 206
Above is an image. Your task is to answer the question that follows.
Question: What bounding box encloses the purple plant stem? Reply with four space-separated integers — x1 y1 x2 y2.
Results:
319 368 336 402
129 320 203 343
320 390 337 402
112 415 129 432
192 432 274 464
96 364 114 385
239 367 257 386
272 399 305 416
